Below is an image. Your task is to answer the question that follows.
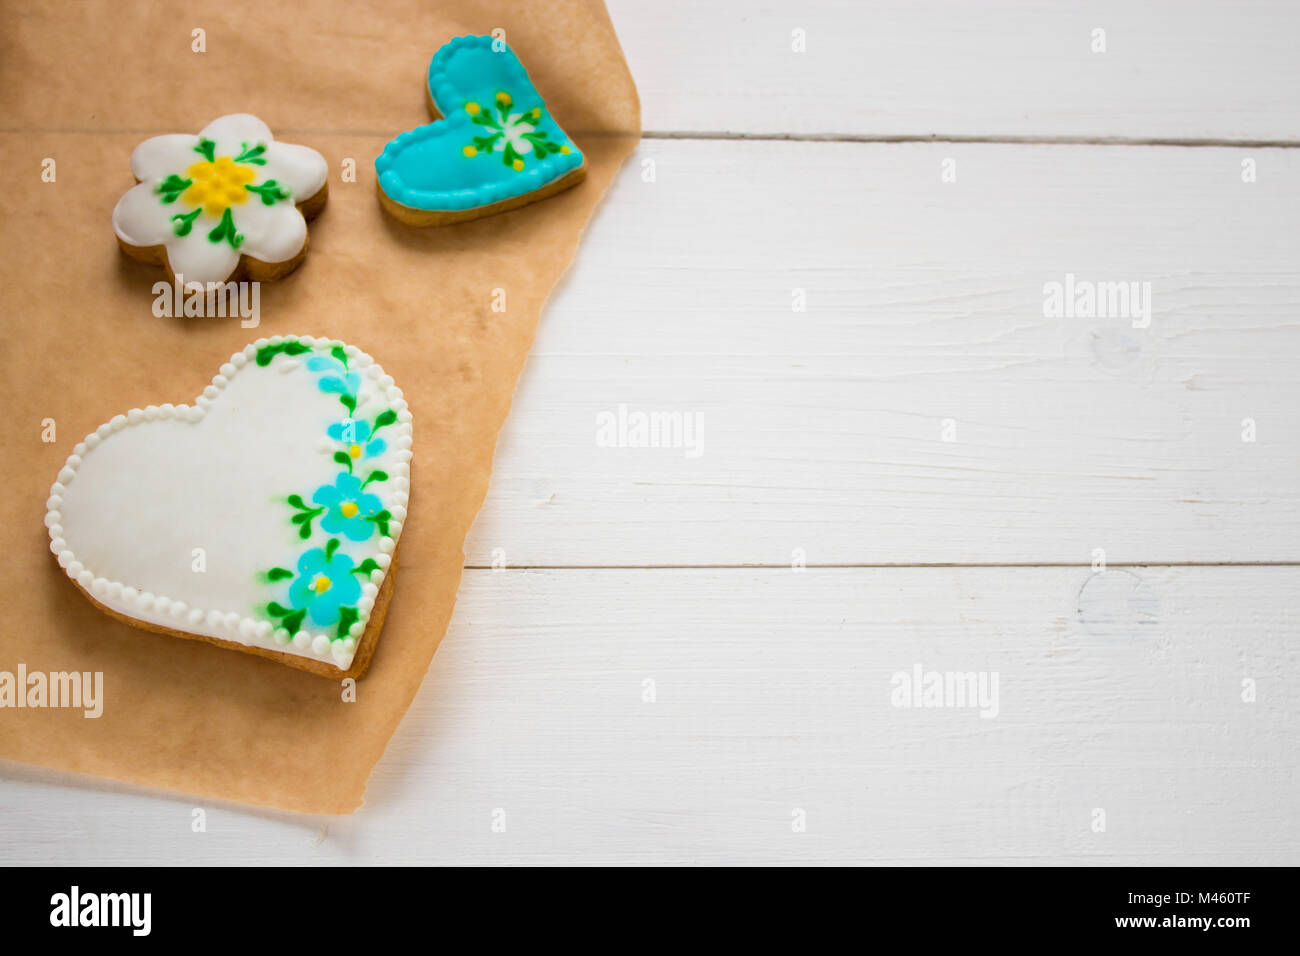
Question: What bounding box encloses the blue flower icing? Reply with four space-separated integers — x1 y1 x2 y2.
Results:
313 473 384 541
375 34 585 213
328 419 387 461
288 545 363 627
306 355 361 397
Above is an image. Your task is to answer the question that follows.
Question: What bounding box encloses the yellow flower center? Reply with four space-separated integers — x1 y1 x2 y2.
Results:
512 159 524 171
465 102 481 116
312 574 332 594
349 443 362 459
340 501 359 518
462 145 476 157
183 156 255 217
496 91 511 108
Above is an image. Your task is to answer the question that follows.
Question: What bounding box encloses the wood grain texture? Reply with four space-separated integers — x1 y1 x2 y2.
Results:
464 138 1300 567
607 0 1300 141
2 567 1294 865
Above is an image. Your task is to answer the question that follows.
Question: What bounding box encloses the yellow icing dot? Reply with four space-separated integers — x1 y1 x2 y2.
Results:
531 108 541 120
560 145 571 154
512 159 524 171
496 91 511 107
183 156 255 217
349 443 362 459
341 502 359 518
463 145 476 157
465 102 480 115
312 575 332 594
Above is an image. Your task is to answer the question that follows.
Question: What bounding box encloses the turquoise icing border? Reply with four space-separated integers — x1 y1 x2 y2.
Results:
375 35 584 213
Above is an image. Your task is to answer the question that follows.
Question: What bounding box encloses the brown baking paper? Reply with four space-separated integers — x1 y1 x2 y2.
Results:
0 0 639 812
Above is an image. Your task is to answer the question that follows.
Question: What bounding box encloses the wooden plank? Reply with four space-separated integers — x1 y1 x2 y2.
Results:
463 138 1300 567
607 0 1300 141
2 566 1294 864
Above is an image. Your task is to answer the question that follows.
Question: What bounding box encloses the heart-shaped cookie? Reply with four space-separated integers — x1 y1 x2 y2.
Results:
45 336 413 679
375 34 586 225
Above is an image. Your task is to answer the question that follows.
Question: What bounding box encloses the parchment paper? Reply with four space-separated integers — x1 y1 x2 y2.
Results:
0 0 640 812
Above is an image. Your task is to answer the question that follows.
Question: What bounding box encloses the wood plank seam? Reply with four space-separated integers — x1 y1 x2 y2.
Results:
463 561 1300 570
642 131 1300 148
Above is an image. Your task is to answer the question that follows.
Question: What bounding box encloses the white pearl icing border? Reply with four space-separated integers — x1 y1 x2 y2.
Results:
45 334 414 672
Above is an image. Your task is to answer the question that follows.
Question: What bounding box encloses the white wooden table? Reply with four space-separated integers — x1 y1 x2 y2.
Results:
4 0 1299 865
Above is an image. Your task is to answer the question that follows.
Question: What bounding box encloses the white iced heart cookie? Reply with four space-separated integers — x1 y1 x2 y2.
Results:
46 336 413 679
112 114 329 286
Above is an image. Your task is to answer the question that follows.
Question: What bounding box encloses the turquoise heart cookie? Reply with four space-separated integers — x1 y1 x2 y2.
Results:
375 35 586 225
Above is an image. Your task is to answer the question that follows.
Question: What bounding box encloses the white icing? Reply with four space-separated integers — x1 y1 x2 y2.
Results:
129 134 207 183
155 203 240 280
48 338 412 673
112 114 329 284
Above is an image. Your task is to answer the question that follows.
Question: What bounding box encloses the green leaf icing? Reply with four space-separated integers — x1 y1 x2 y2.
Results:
336 606 359 640
170 207 202 236
366 509 392 538
207 207 243 249
281 609 306 636
244 179 290 204
351 558 381 577
256 340 313 366
233 141 268 165
156 174 192 204
287 493 325 539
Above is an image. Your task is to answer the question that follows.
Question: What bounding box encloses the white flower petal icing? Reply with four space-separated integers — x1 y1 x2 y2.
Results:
130 134 203 182
163 232 242 286
198 113 275 157
112 181 174 248
262 142 331 199
231 196 309 264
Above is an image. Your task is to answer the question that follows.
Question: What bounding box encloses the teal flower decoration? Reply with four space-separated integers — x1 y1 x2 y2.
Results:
306 355 361 400
313 473 387 541
328 419 387 463
286 540 362 627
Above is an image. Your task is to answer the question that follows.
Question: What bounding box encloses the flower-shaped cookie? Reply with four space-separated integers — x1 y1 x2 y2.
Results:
113 114 328 285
